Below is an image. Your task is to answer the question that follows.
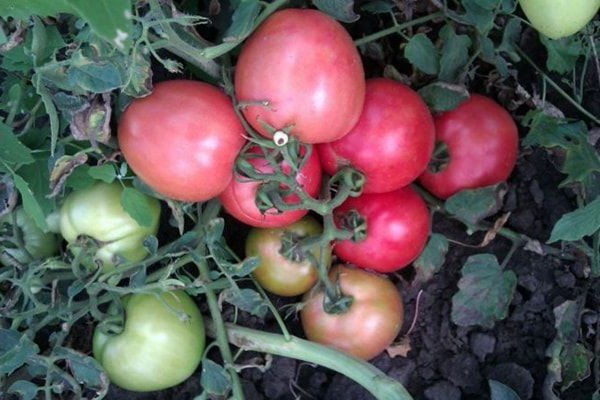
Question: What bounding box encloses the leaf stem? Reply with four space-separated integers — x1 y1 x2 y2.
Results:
205 320 415 400
354 12 444 47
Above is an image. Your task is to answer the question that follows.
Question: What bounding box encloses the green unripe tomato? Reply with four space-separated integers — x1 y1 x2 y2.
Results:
0 207 59 265
93 290 205 392
245 215 331 297
59 182 160 270
519 0 600 39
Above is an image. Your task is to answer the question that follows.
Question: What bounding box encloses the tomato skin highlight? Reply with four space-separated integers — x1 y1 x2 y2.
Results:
118 80 246 202
245 215 331 297
317 78 435 193
219 146 322 228
418 94 519 199
300 265 404 360
333 187 430 273
234 8 365 144
93 290 205 392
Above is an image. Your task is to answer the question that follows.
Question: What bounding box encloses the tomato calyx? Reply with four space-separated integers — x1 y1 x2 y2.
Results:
329 167 365 199
335 209 367 243
426 141 450 173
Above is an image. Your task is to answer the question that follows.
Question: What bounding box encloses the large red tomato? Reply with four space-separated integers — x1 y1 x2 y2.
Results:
118 80 246 202
234 8 365 144
333 187 430 273
300 264 404 360
219 146 322 228
418 94 519 199
317 78 435 193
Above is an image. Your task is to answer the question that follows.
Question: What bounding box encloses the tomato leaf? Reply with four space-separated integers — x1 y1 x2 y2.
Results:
460 0 500 34
0 121 34 165
548 196 600 243
120 187 157 228
560 343 593 389
313 0 360 23
67 52 125 94
0 329 40 375
418 82 469 113
413 233 449 283
439 25 472 82
201 358 232 396
489 379 521 400
222 0 260 42
540 36 583 74
53 346 108 391
7 380 39 400
88 164 116 184
451 254 516 328
13 173 47 231
444 184 506 230
221 288 268 318
405 33 439 75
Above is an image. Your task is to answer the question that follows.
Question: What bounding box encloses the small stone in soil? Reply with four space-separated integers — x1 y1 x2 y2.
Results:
470 332 496 362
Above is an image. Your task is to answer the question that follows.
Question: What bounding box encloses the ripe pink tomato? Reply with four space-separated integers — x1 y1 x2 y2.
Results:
318 78 435 193
234 8 366 144
219 146 322 228
333 186 430 273
118 80 246 202
418 94 519 199
301 264 404 360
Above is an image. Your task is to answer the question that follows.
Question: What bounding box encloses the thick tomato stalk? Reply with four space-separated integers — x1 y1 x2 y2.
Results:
333 186 430 273
317 78 435 193
93 290 205 392
59 182 160 270
118 80 246 202
245 215 332 297
300 264 404 360
234 8 365 144
219 145 322 228
418 94 519 199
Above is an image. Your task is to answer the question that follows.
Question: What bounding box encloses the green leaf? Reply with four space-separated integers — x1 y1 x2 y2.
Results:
313 0 359 23
8 380 39 400
18 158 54 217
0 121 34 165
33 74 60 156
65 165 96 191
489 379 521 400
88 164 116 183
223 0 260 41
497 18 522 62
541 36 583 74
413 233 449 282
560 343 593 389
0 0 133 52
0 329 40 375
405 33 439 75
120 187 156 228
221 288 268 318
461 0 499 34
548 196 600 243
552 300 580 342
444 184 506 229
67 52 124 93
53 347 108 389
201 359 231 396
418 82 469 113
360 0 393 14
13 173 47 231
439 25 472 82
451 254 517 328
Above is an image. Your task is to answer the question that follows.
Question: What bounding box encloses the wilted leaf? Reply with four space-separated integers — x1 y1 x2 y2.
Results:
49 153 89 197
444 184 507 229
67 53 124 93
386 335 411 358
54 346 108 390
560 343 592 389
405 33 439 75
70 93 112 144
413 233 449 282
451 254 516 328
489 379 521 400
553 300 580 342
548 196 600 243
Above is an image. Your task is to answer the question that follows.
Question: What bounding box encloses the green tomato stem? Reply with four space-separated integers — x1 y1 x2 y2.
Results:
354 12 444 47
515 46 600 125
206 320 414 400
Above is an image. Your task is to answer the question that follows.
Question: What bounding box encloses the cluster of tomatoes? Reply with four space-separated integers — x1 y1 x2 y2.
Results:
66 7 519 393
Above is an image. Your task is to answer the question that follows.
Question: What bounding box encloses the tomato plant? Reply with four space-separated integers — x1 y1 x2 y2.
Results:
418 94 519 199
93 290 205 392
0 207 58 265
59 182 160 270
245 215 331 297
518 0 600 39
234 8 366 144
118 80 246 202
219 145 322 228
333 187 430 273
300 264 404 360
317 78 435 193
